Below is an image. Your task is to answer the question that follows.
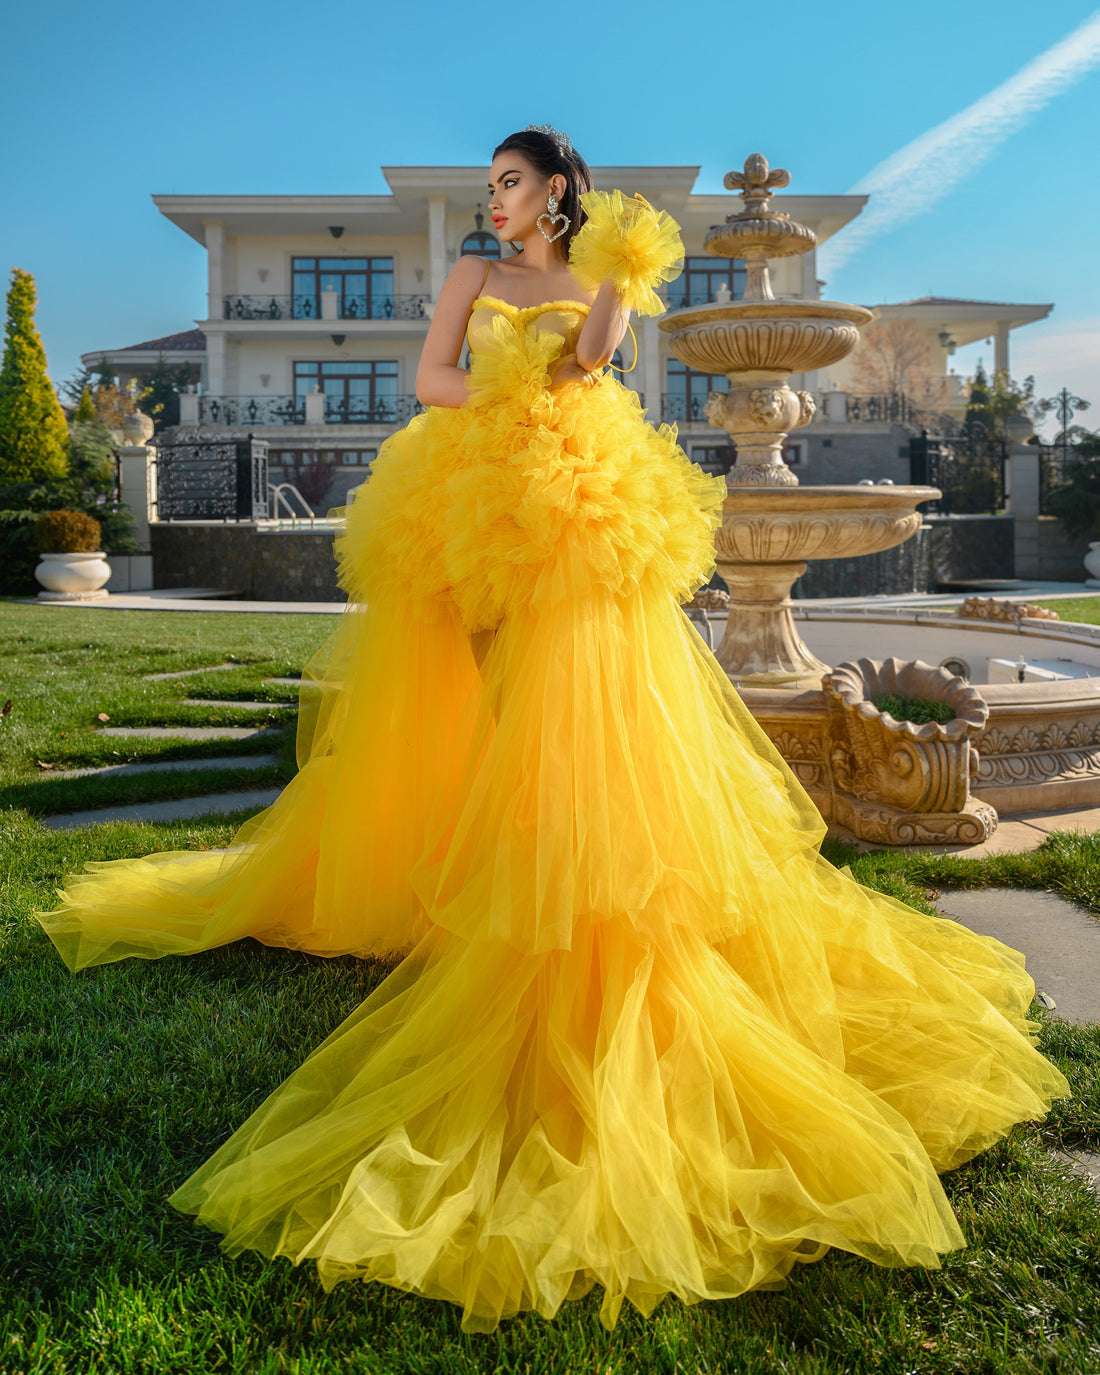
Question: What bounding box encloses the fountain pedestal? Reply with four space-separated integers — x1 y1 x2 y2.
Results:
659 154 939 691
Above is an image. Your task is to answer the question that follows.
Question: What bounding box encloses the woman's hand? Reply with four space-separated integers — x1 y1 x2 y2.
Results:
549 354 601 391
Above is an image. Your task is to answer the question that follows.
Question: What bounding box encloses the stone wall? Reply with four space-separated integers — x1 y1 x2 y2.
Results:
1036 517 1091 582
151 523 345 602
797 425 913 487
791 514 1015 599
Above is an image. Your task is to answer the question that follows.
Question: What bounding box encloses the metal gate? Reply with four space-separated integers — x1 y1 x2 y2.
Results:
153 436 269 521
909 428 1005 514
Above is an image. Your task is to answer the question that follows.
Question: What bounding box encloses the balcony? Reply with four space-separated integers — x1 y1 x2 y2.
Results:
193 394 424 428
221 293 429 322
660 394 715 424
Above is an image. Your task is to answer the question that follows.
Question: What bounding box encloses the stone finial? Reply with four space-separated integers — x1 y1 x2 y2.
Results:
723 154 791 214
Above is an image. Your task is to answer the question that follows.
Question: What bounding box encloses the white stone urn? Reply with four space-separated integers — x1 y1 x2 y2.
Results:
35 551 112 601
1084 540 1100 587
121 410 155 445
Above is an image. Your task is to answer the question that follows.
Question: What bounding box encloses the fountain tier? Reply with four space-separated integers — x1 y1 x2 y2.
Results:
659 153 939 689
716 484 938 688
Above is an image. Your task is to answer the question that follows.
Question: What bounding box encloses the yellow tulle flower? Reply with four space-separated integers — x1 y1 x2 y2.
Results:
568 190 685 317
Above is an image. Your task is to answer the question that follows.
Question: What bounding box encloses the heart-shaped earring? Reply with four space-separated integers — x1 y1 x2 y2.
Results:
537 193 570 243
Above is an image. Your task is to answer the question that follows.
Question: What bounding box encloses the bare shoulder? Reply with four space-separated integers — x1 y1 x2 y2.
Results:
449 255 491 290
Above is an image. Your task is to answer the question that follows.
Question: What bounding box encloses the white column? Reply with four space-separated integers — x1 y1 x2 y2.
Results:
428 195 447 301
800 251 818 301
204 219 224 320
641 317 661 421
995 320 1010 377
1005 442 1040 580
206 332 227 397
118 445 155 551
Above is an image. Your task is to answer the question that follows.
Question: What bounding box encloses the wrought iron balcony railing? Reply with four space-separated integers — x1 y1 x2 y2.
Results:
221 294 430 322
197 395 425 427
200 395 305 426
323 395 425 424
660 394 717 424
845 393 918 424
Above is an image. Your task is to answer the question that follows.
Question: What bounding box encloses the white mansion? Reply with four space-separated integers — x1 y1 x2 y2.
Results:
87 162 1053 506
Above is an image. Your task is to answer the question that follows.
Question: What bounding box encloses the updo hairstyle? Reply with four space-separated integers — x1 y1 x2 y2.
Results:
492 129 593 256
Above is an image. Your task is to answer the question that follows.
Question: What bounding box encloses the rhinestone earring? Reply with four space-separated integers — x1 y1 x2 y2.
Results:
537 193 570 243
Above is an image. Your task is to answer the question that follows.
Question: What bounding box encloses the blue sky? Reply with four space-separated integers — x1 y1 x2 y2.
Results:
2 0 1098 429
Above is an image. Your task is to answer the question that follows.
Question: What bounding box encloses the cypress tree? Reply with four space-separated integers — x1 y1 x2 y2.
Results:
0 268 70 483
73 387 97 424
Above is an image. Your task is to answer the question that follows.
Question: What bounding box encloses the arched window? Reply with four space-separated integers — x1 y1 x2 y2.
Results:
461 231 501 259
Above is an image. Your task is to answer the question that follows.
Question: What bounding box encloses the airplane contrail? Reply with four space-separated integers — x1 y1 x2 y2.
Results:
818 8 1100 278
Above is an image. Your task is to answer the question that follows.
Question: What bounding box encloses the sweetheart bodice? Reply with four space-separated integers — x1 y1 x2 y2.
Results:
466 296 591 354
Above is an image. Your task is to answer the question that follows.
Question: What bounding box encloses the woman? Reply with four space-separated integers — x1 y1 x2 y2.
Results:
37 126 1067 1332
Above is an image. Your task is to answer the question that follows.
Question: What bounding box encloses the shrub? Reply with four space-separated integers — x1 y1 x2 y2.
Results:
35 509 102 553
0 509 41 593
874 692 955 726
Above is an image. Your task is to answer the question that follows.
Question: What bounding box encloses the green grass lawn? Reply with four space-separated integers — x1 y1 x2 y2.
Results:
1 602 1099 1373
0 603 335 817
1032 596 1100 625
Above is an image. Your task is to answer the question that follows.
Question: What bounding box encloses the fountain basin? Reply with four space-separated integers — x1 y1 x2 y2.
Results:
699 607 1100 823
659 300 872 376
712 485 940 689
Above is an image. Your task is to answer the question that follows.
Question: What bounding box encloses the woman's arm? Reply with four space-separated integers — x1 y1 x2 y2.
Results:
574 282 630 373
415 257 486 408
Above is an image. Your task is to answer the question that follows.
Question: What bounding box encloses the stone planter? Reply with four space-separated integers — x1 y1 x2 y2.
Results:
821 657 997 846
1084 540 1100 587
35 551 112 601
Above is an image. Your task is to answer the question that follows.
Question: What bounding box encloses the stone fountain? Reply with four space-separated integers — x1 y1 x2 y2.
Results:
662 155 1002 845
660 153 940 691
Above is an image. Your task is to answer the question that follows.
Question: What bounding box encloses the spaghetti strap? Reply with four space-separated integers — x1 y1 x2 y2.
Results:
480 257 492 290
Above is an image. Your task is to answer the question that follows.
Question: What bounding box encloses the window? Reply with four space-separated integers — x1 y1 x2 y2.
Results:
292 257 395 320
667 255 747 308
665 359 728 423
691 444 736 476
340 450 376 465
460 231 500 259
294 360 399 423
782 442 804 469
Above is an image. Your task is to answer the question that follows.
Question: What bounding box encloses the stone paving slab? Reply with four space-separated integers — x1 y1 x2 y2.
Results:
1055 1150 1100 1200
181 699 293 709
49 755 281 780
1017 806 1100 835
28 594 344 615
263 677 303 687
934 887 1100 1025
41 787 284 831
144 664 238 680
96 726 281 741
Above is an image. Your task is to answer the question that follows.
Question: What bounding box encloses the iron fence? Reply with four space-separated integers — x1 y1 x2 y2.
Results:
153 436 269 521
322 394 425 425
1038 442 1081 514
221 294 429 321
200 396 304 426
909 427 1005 514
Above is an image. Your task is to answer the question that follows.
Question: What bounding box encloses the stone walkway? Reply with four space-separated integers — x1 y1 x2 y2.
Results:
935 888 1100 1025
41 788 283 831
50 754 281 781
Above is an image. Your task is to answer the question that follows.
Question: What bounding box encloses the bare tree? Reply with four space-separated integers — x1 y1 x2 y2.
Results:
849 319 941 403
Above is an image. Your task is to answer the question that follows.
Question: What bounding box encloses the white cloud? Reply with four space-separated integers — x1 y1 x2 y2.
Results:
819 9 1100 277
1011 319 1100 429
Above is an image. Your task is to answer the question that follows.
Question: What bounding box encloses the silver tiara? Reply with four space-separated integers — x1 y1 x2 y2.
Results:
523 123 574 156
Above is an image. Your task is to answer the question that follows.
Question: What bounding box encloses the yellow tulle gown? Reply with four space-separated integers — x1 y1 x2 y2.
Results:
36 191 1068 1332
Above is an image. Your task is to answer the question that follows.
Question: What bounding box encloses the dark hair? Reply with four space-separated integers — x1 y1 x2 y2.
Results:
492 129 593 256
